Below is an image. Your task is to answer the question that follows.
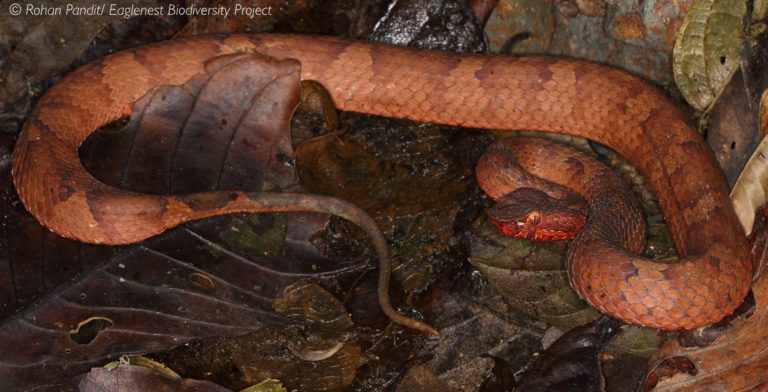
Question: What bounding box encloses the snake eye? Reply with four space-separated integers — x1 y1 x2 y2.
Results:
527 210 541 225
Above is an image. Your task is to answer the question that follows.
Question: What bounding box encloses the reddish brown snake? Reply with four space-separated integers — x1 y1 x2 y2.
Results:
12 34 752 332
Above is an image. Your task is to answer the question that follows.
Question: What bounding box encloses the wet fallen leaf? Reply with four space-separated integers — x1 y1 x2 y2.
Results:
151 282 363 391
0 0 161 106
516 317 621 391
730 87 768 235
673 0 746 111
83 52 302 194
273 281 357 341
708 70 760 187
79 363 231 392
469 216 600 330
0 50 375 391
296 123 487 293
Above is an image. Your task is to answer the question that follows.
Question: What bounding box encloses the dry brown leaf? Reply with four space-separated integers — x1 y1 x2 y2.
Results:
645 210 768 390
707 69 759 187
646 274 767 390
731 136 768 235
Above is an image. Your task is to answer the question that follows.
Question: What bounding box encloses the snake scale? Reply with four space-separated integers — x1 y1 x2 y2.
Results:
12 34 752 332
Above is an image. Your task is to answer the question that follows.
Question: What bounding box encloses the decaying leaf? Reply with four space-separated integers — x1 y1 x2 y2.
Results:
240 379 292 392
103 355 181 379
673 0 746 111
395 364 451 392
79 363 230 392
516 317 621 391
0 50 366 391
296 123 487 292
605 325 664 359
646 231 768 390
0 0 162 106
151 282 363 391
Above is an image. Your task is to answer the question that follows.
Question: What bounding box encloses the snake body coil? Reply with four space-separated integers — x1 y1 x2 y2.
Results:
12 34 752 330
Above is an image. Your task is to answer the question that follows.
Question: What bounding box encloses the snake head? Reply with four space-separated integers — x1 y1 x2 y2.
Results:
488 189 587 241
490 208 542 240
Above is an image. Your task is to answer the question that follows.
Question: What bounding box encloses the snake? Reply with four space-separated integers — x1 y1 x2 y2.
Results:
11 34 752 332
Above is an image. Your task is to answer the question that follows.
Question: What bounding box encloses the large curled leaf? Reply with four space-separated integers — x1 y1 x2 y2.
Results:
673 0 746 110
516 317 621 391
0 51 373 391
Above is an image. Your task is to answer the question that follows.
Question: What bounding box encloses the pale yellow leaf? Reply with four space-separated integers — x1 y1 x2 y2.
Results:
673 0 746 110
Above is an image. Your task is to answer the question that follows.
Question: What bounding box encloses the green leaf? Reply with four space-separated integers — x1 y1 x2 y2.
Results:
469 218 599 329
673 0 746 110
240 379 291 392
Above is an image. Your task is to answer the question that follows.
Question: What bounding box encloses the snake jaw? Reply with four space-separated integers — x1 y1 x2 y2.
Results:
490 210 540 240
490 207 587 241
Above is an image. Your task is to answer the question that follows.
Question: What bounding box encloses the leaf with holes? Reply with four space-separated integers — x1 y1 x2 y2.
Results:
672 0 746 111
